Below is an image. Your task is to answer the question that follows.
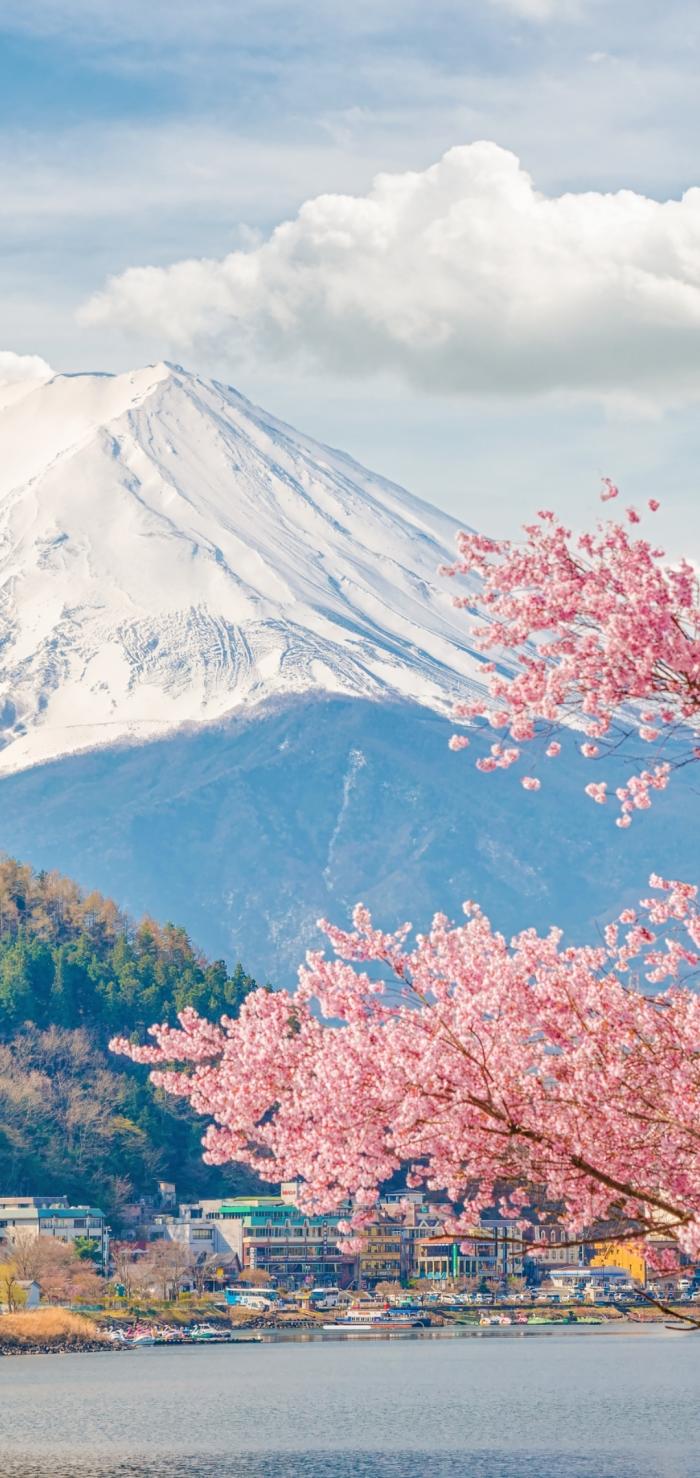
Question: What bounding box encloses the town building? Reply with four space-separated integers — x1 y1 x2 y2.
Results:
0 1195 109 1264
155 1196 354 1288
524 1225 583 1282
118 1181 178 1234
590 1242 647 1285
398 1200 450 1280
416 1218 524 1282
358 1213 406 1286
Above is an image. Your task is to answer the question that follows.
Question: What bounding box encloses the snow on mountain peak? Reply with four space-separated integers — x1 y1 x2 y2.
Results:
0 363 486 775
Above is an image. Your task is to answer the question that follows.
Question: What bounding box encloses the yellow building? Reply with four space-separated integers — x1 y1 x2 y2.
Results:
590 1243 646 1285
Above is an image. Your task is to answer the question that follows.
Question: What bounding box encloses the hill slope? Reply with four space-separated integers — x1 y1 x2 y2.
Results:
0 855 261 1216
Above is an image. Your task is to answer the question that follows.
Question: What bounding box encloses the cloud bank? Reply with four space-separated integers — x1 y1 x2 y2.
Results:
0 351 54 381
81 143 700 405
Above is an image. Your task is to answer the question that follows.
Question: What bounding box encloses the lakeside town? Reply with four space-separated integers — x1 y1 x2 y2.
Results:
1 1177 697 1351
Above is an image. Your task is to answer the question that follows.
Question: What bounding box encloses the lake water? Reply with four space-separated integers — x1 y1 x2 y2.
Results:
1 1328 699 1478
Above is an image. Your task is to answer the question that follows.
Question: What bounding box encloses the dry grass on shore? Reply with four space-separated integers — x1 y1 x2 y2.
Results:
0 1308 109 1348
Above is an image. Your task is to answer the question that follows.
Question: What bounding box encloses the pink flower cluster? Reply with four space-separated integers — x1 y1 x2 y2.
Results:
475 743 520 773
111 874 700 1265
443 497 700 822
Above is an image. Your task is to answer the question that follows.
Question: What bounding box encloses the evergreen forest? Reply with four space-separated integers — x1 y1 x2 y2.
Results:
0 854 264 1225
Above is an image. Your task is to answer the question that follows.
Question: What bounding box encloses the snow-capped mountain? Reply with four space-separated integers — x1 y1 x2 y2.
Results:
0 363 484 776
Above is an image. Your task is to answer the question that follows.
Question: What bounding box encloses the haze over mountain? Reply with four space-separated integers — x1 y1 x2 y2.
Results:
0 363 483 776
0 363 698 988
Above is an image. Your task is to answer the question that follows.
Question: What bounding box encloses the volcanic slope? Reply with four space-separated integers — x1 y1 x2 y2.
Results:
0 363 485 776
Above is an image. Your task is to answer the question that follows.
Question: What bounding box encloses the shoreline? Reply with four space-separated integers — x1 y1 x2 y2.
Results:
0 1320 682 1356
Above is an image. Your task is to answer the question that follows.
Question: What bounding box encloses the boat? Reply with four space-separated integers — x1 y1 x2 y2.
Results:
323 1307 430 1331
190 1324 223 1341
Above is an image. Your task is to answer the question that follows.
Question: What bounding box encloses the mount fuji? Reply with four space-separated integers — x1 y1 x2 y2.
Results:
0 363 697 985
0 363 482 775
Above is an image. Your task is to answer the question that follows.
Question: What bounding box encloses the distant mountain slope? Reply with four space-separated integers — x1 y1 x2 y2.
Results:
1 697 698 991
0 364 484 776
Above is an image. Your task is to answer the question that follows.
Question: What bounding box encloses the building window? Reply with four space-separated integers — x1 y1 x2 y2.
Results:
192 1229 212 1241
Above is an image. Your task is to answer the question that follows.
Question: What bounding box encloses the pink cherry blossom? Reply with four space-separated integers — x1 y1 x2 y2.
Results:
546 742 561 758
110 874 700 1267
585 782 607 804
448 735 470 751
442 500 700 823
648 500 660 512
521 776 540 790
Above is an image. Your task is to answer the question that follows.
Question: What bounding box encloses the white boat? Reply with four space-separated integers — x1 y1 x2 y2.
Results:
323 1307 429 1331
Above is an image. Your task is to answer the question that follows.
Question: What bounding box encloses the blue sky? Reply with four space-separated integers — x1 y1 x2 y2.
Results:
2 1 700 550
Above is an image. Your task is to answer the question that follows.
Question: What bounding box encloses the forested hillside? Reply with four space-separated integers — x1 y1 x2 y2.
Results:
0 855 263 1223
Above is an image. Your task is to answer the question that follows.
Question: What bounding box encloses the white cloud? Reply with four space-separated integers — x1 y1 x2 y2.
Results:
0 351 54 381
80 142 700 406
489 0 581 16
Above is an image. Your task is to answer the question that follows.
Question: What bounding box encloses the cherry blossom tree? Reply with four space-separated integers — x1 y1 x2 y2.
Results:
1 1230 103 1305
441 486 699 824
111 872 700 1272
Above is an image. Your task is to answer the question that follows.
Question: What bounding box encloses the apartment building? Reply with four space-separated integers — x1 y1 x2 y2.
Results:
358 1214 406 1286
0 1195 109 1264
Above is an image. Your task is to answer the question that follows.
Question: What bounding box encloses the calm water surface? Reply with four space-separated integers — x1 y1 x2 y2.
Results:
1 1328 699 1478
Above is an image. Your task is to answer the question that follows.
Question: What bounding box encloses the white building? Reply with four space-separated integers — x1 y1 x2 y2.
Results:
153 1199 243 1266
0 1195 109 1265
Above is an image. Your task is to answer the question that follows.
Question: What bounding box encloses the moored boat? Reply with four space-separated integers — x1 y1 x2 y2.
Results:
323 1308 430 1331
